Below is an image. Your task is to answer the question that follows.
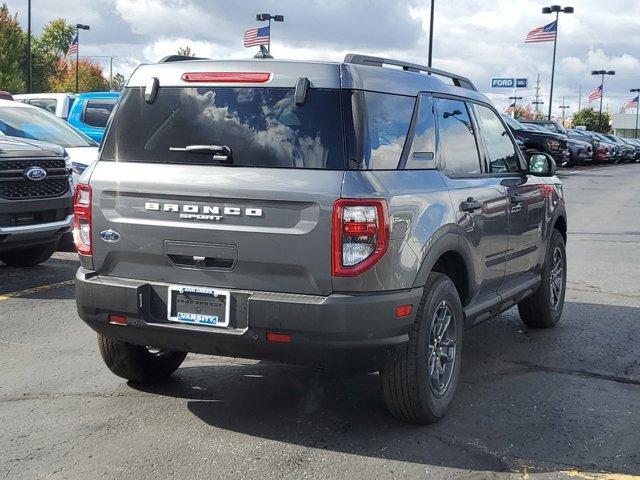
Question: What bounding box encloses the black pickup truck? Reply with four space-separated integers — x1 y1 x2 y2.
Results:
0 136 73 266
501 115 570 166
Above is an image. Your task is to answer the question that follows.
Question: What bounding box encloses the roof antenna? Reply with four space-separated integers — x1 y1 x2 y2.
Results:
254 45 273 59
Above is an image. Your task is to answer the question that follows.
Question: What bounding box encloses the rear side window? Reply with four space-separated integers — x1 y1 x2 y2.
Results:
28 98 57 114
343 90 414 169
435 98 481 176
83 99 117 128
473 104 521 174
101 87 345 169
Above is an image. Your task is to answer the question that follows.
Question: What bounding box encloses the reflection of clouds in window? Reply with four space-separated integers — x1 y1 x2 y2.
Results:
437 99 480 175
474 105 518 173
178 88 327 168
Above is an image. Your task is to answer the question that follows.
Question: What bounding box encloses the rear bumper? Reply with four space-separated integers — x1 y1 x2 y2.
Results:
75 268 423 370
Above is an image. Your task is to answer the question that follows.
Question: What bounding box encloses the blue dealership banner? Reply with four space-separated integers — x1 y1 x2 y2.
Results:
491 77 528 88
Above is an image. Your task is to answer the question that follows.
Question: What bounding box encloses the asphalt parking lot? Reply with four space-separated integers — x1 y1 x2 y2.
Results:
1 164 639 480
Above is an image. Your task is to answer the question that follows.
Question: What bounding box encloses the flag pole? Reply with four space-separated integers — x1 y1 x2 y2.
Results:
547 11 559 120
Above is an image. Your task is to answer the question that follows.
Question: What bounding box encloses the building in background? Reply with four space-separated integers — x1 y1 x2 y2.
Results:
611 113 639 137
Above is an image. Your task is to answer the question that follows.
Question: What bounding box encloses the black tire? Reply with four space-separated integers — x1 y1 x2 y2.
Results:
380 272 464 424
0 242 57 267
97 334 187 383
518 229 567 328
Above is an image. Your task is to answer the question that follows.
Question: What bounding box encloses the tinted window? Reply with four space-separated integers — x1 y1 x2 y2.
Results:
0 105 97 147
405 94 436 169
344 90 414 169
28 98 57 114
474 104 521 173
436 98 481 176
83 99 116 128
102 87 345 168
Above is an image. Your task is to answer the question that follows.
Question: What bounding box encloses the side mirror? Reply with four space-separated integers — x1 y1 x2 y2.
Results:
526 152 556 176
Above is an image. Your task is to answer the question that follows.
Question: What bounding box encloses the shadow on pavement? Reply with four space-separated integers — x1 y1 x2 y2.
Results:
132 301 640 475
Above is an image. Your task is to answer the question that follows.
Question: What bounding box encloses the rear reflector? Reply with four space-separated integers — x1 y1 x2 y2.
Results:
395 304 413 318
108 314 128 326
181 72 271 83
266 332 292 343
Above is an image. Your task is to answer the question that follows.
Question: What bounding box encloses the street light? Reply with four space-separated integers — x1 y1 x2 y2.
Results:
27 0 32 92
75 24 90 93
542 5 573 121
591 69 615 131
255 13 284 55
631 88 640 139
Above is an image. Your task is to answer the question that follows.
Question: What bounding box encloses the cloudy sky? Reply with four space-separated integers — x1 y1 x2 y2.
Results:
6 0 640 116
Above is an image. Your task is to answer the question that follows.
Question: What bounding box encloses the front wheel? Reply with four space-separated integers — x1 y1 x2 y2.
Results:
380 272 464 424
97 334 187 383
518 229 567 328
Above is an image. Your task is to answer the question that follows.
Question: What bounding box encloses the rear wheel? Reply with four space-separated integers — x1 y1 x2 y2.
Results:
518 229 567 328
97 334 187 383
380 272 463 424
0 241 57 267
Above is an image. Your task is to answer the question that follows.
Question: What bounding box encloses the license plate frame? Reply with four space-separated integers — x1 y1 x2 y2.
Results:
167 285 230 328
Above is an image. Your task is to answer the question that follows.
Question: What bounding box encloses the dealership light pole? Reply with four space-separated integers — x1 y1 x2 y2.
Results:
591 69 615 131
255 13 284 54
631 88 640 139
542 5 573 120
75 24 90 93
427 0 435 67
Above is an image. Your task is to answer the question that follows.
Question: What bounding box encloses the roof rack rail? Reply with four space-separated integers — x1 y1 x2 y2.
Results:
343 53 478 91
158 55 210 63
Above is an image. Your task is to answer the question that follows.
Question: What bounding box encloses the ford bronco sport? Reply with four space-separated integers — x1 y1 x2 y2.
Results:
0 137 72 266
75 54 567 424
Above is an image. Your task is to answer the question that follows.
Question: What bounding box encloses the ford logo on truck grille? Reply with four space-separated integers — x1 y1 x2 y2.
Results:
24 166 47 181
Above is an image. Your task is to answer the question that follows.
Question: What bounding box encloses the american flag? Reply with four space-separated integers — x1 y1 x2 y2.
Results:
588 85 603 103
503 101 516 114
244 26 270 47
525 21 557 43
623 95 639 110
66 34 78 56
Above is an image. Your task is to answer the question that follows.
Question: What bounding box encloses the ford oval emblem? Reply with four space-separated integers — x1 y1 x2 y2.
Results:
99 229 121 243
25 166 47 181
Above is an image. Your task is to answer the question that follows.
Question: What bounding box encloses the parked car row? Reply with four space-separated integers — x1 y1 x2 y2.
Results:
504 116 640 167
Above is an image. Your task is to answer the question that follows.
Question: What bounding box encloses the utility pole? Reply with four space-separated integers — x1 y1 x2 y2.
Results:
577 84 582 111
80 55 118 89
533 74 542 113
428 0 435 67
559 97 570 120
509 95 523 119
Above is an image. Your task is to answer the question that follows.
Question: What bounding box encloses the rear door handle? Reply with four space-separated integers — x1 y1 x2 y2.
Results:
460 197 482 212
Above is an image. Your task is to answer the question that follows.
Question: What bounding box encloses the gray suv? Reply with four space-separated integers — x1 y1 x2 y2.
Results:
75 54 567 424
0 137 73 266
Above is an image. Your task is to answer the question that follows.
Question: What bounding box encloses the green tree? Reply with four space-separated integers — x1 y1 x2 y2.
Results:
37 18 74 57
49 59 108 93
0 4 25 93
572 108 611 133
109 72 125 91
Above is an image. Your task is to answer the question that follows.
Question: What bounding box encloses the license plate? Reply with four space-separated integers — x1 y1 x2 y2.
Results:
167 285 230 327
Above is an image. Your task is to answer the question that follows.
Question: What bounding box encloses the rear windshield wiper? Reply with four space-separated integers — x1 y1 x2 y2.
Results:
169 144 232 163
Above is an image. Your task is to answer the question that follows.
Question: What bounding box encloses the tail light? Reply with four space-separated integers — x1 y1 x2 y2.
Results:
332 199 389 277
73 184 92 255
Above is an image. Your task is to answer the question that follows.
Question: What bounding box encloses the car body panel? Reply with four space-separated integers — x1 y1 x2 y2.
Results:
67 92 120 143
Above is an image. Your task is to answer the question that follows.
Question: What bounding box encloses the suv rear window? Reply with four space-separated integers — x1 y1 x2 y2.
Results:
101 87 345 169
83 99 117 128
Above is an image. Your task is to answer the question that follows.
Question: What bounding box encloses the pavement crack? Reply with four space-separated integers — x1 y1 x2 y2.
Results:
509 360 640 387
